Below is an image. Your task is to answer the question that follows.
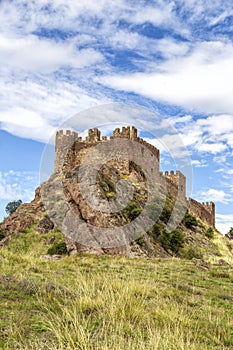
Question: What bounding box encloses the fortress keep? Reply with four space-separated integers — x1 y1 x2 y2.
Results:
54 126 215 227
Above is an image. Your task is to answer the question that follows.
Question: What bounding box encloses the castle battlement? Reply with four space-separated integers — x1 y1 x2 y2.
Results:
202 201 215 209
189 198 215 227
86 128 101 142
55 126 160 162
56 129 78 138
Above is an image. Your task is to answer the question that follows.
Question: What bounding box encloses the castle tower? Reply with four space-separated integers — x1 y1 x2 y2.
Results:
164 170 186 202
203 202 215 227
54 130 79 173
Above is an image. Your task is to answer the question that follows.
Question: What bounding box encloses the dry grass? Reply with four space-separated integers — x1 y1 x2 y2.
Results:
0 230 232 349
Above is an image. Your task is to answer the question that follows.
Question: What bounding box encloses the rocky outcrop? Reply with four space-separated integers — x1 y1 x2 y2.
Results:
0 187 44 236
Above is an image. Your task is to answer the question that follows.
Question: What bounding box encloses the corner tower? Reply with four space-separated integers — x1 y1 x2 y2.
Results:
54 130 79 173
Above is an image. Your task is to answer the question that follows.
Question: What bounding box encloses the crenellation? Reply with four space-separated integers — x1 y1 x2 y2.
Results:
86 128 101 142
113 126 133 139
113 128 121 138
122 126 130 138
54 125 215 227
130 126 138 140
189 198 215 227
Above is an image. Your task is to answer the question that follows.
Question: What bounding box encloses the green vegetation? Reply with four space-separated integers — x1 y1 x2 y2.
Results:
182 246 204 260
205 227 214 239
0 229 232 349
0 231 5 240
47 241 68 255
161 229 185 253
5 199 22 215
123 201 142 221
134 236 146 246
150 223 161 239
183 212 198 229
226 227 233 240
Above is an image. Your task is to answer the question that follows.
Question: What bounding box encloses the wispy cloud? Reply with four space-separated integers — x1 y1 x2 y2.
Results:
99 41 233 115
216 213 233 234
191 159 208 168
197 188 232 204
0 170 38 201
0 34 104 72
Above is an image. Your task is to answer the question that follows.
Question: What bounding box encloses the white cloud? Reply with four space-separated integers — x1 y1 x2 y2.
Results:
198 188 232 204
0 170 39 221
0 34 103 72
197 114 233 136
216 213 233 234
99 41 233 115
170 115 193 125
0 108 56 143
196 142 227 154
171 114 233 157
191 159 207 167
0 171 38 201
0 78 109 142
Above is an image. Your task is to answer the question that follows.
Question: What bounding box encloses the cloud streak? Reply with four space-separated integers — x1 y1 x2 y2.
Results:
99 41 233 114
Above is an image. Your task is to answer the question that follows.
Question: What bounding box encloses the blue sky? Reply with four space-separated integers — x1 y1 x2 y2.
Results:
0 0 233 233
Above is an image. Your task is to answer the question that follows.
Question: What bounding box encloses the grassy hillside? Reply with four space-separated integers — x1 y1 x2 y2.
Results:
0 228 232 349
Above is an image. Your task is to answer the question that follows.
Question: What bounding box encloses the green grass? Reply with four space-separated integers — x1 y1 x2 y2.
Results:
0 230 232 349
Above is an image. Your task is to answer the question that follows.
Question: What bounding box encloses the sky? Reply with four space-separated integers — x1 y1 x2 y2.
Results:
0 0 233 234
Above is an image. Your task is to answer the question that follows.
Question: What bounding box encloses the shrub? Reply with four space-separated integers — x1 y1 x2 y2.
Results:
161 229 185 253
47 241 68 255
183 212 198 229
160 207 172 224
0 231 5 240
123 201 142 221
226 227 233 240
205 227 214 239
183 247 203 260
5 199 22 215
151 224 161 239
135 236 145 246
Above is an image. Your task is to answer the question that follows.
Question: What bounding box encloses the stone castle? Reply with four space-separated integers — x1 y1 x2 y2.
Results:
54 126 215 227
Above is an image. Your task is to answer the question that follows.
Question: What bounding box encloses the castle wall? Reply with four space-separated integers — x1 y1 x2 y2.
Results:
164 170 186 202
54 126 215 227
189 198 215 227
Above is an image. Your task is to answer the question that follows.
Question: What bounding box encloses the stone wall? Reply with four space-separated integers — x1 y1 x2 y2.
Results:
189 198 215 227
54 130 79 173
164 170 186 202
54 126 215 227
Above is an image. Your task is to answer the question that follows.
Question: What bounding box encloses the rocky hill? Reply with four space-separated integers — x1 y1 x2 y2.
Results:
0 159 232 265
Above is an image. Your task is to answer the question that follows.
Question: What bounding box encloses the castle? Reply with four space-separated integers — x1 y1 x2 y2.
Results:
54 126 215 227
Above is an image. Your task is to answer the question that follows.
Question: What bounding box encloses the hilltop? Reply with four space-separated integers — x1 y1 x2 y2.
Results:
0 125 233 349
0 126 232 261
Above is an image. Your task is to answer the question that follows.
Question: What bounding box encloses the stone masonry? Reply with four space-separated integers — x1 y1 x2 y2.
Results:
54 126 215 227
